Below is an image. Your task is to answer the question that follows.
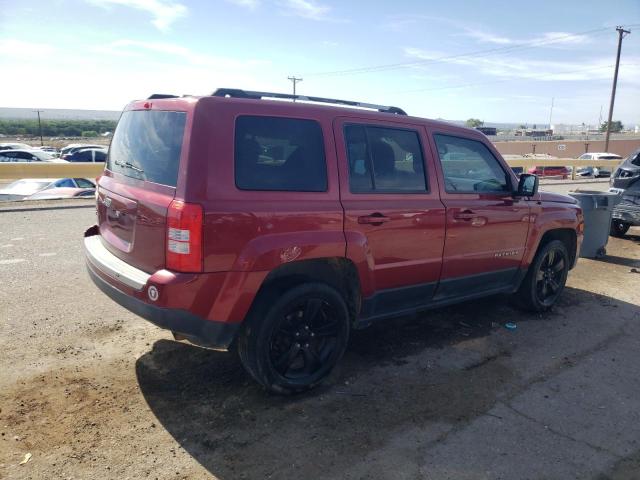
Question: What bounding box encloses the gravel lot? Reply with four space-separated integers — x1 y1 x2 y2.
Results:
0 195 639 480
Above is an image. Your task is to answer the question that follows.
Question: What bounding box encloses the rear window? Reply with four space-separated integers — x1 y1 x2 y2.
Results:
235 115 327 192
107 110 187 186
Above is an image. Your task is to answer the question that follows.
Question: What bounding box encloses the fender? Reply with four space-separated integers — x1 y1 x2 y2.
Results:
521 200 582 268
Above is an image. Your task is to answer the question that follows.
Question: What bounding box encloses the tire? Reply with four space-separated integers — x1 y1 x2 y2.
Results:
610 219 630 238
238 282 350 395
514 240 570 312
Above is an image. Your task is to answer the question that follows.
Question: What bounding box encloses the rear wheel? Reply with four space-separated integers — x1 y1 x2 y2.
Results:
514 240 569 312
238 283 350 395
610 219 630 238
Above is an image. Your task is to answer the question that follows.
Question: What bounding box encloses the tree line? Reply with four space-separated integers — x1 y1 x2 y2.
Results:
0 119 117 137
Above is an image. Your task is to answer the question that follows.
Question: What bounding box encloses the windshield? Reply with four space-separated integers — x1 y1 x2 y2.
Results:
107 110 187 186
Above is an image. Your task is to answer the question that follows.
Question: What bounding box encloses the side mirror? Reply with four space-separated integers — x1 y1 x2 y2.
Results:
516 173 538 197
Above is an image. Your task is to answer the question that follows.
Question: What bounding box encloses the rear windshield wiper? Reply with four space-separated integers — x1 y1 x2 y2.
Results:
114 160 144 173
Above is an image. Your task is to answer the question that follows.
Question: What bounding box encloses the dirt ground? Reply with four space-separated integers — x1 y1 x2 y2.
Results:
0 207 639 480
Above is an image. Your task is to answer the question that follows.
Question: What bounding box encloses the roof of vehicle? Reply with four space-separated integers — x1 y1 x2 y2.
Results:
28 187 95 199
75 146 108 151
126 89 482 138
586 152 623 157
0 148 53 157
10 178 59 183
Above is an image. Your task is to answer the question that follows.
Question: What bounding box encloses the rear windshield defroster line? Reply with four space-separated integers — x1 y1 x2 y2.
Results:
107 110 187 187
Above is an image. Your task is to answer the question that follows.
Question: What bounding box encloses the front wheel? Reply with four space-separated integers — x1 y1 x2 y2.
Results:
513 240 570 312
610 219 630 238
238 283 350 395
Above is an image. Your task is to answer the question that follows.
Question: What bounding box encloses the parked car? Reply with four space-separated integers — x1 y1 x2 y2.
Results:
0 149 67 163
28 187 96 200
37 146 60 155
84 88 584 394
576 152 622 178
60 144 105 157
62 147 107 162
0 142 31 151
0 177 95 201
527 165 570 179
609 148 640 237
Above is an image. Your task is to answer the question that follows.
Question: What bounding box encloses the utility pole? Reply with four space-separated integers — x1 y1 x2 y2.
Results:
34 109 44 146
604 26 631 152
287 76 303 100
598 105 603 128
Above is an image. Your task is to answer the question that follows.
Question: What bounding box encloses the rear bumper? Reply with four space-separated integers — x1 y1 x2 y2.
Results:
84 227 240 350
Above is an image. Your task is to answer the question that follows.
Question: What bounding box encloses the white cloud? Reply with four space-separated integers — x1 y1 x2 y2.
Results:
462 29 512 45
225 0 260 9
87 0 187 31
278 0 334 21
0 39 56 57
94 39 268 69
403 47 640 84
531 32 591 46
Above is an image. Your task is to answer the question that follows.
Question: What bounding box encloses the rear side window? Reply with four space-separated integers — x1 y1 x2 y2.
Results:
108 110 187 187
235 116 327 192
434 134 509 193
345 125 427 193
75 178 95 188
74 150 92 162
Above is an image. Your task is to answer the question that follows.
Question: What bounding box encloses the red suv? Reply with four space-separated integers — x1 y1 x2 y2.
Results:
85 89 584 394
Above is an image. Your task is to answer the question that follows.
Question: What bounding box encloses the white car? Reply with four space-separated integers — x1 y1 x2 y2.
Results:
0 178 95 201
577 152 622 178
0 142 32 151
0 149 67 163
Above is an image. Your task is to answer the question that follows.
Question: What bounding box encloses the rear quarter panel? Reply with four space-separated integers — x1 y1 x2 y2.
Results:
186 97 346 274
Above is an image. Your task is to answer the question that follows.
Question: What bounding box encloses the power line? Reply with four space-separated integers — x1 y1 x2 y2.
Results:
384 63 639 95
307 25 639 78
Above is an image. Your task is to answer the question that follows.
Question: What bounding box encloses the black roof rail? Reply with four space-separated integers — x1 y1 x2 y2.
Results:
147 93 179 99
212 88 407 115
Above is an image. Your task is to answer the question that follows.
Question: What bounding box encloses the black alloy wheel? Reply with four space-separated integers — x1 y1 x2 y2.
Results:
238 283 350 394
269 298 341 380
535 247 567 307
514 239 570 312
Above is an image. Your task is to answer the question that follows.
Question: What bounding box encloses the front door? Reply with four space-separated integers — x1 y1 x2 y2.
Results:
429 132 531 299
334 117 446 319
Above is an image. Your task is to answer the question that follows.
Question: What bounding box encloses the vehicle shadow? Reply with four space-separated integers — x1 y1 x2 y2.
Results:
595 254 640 268
134 287 630 479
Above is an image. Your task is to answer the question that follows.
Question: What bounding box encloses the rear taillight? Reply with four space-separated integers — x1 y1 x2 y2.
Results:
166 200 203 272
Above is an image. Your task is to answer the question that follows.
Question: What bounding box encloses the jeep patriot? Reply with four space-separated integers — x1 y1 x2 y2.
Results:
84 89 584 394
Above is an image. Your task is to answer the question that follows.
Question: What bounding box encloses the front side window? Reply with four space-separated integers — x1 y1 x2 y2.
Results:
345 125 427 193
434 134 510 193
235 116 327 192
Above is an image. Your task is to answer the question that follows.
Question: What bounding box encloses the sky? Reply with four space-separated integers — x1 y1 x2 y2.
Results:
1 0 639 126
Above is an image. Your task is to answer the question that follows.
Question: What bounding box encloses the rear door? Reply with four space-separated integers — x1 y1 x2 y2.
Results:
429 132 530 298
334 117 446 317
98 109 187 273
